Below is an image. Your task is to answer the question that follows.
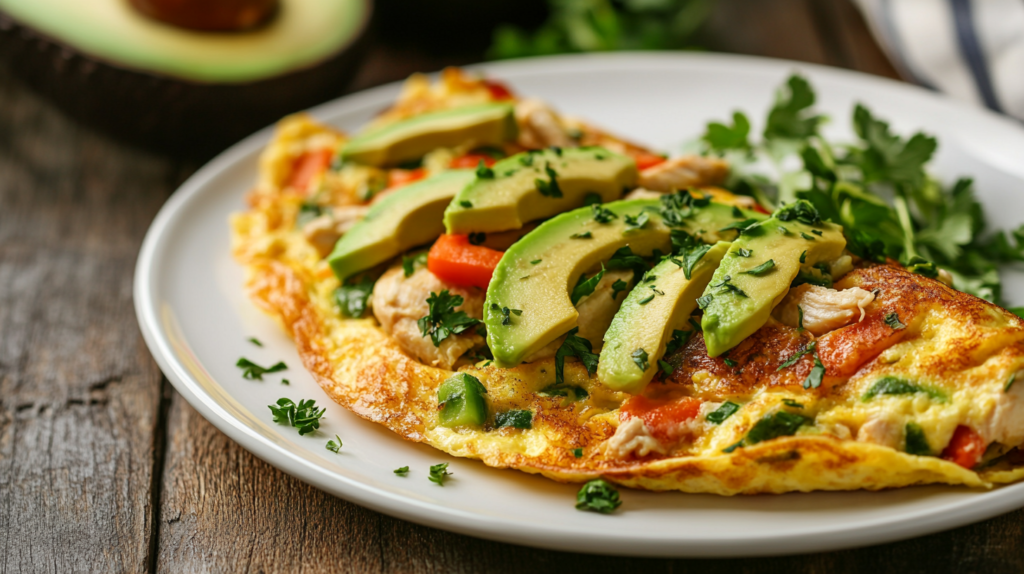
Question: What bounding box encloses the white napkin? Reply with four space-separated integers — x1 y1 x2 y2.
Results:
854 0 1024 120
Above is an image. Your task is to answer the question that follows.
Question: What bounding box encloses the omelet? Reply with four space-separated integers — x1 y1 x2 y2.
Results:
231 69 1024 495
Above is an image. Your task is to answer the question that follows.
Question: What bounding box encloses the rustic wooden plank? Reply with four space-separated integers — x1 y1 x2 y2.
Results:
0 63 182 573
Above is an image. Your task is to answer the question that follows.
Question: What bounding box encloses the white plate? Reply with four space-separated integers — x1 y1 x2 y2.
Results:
135 53 1024 557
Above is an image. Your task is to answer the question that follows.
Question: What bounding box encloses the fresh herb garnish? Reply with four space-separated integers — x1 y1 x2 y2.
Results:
723 357 738 368
736 248 752 258
1007 373 1018 392
554 327 599 385
531 259 542 265
281 379 290 385
418 290 480 346
394 466 409 476
571 265 606 305
591 203 617 223
495 305 523 326
536 164 562 198
335 275 376 318
904 423 931 456
624 211 650 232
247 337 263 347
459 200 473 208
428 462 451 486
672 231 712 280
746 411 809 445
696 294 713 309
610 279 629 300
268 398 325 435
570 231 593 239
799 250 807 264
657 360 675 375
777 341 817 371
468 232 487 246
884 312 906 330
572 448 584 458
797 306 805 330
402 252 428 277
800 232 816 241
583 192 602 205
706 401 739 424
495 409 533 429
719 218 760 233
743 259 776 276
631 348 649 372
862 377 946 401
237 358 287 381
575 479 621 514
540 383 589 402
639 294 655 305
326 435 342 453
803 352 825 389
476 159 495 179
782 398 804 408
664 329 692 355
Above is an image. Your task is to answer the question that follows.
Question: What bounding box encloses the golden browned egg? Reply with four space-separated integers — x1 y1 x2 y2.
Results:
231 70 1024 495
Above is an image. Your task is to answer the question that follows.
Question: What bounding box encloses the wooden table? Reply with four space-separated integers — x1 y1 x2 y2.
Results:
2 0 1021 571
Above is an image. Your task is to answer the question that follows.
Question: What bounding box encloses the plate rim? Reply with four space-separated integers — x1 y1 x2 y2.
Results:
134 51 1024 557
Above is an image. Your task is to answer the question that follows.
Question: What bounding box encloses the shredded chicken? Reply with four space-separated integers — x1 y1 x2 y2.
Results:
371 266 485 369
515 98 573 149
606 417 666 458
773 284 876 335
523 270 633 361
302 205 369 257
636 155 729 192
857 413 903 450
980 373 1024 447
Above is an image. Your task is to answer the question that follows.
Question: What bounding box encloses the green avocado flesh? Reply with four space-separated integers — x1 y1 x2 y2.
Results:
327 170 475 280
437 373 488 428
700 217 846 357
599 241 731 394
340 103 517 167
0 0 368 83
444 147 637 234
484 199 749 368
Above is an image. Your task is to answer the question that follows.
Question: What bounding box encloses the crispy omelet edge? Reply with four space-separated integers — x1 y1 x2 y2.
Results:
236 256 1023 495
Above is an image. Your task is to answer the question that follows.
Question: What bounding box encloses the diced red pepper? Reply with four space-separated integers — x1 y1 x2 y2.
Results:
286 149 333 192
450 154 498 169
484 79 515 101
620 395 702 442
427 234 504 289
941 425 986 469
388 168 427 189
628 150 668 171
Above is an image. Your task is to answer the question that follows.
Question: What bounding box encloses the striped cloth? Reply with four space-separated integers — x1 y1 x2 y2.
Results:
854 0 1024 119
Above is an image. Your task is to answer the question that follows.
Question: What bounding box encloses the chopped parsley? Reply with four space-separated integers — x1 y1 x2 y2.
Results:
711 276 748 298
572 448 584 458
742 259 776 276
459 200 473 208
530 259 542 265
906 256 939 279
247 337 262 347
475 159 495 179
631 348 649 372
719 218 760 233
638 294 655 305
335 275 376 318
281 379 290 385
570 231 593 239
688 317 702 332
236 358 287 381
777 341 816 371
904 423 931 456
554 327 599 385
539 383 589 402
582 192 602 205
610 279 629 300
736 248 752 258
402 252 428 277
495 409 533 429
797 306 805 330
664 329 692 355
799 250 807 264
800 232 816 241
394 466 409 476
722 357 738 368
884 312 906 330
745 411 809 445
428 462 451 486
296 202 324 228
782 398 804 408
591 203 617 223
803 352 825 389
696 294 713 309
571 265 605 305
326 435 342 453
492 304 523 326
536 164 562 198
706 401 740 424
623 211 650 232
575 479 621 514
862 377 946 401
418 290 480 346
657 360 674 376
606 246 649 280
672 231 713 280
268 398 325 436
1007 373 1018 392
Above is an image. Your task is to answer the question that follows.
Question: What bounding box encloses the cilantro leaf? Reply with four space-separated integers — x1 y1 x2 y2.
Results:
610 278 629 300
764 75 823 140
335 275 376 318
571 265 606 305
326 435 342 453
624 211 650 232
428 462 451 486
803 352 825 389
418 290 481 347
536 164 562 198
268 398 326 435
706 401 740 424
742 259 776 276
554 327 599 385
394 466 409 476
704 111 751 152
237 358 287 381
591 203 617 223
575 479 621 514
776 341 816 371
494 409 533 429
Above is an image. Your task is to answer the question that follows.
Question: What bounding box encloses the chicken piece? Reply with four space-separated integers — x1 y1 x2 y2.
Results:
773 284 876 336
623 188 662 201
981 374 1024 447
522 270 634 361
371 265 485 369
637 155 729 192
302 205 369 257
606 417 666 458
515 98 573 149
857 413 903 450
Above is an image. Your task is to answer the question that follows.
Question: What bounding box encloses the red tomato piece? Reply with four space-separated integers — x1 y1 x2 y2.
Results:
449 154 498 169
941 425 986 469
620 395 702 442
427 234 504 289
286 149 333 192
484 79 515 101
387 168 427 189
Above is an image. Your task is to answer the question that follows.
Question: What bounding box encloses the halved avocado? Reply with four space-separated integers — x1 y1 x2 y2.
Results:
483 198 749 367
444 147 637 234
0 0 370 155
340 103 517 167
327 169 475 280
599 241 731 394
700 204 846 357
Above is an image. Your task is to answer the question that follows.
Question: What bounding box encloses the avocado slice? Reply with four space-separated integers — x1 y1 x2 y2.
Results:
327 169 475 280
340 103 517 167
599 241 731 394
700 202 846 357
437 373 488 428
444 147 637 235
484 198 750 368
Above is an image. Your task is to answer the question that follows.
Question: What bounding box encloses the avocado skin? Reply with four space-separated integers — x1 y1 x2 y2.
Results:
0 6 370 157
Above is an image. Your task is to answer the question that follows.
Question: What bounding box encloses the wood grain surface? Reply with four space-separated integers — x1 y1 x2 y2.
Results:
1 0 1021 572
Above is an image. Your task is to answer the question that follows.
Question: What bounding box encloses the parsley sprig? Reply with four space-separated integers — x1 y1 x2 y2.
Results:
418 290 481 346
268 398 325 436
237 358 287 380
